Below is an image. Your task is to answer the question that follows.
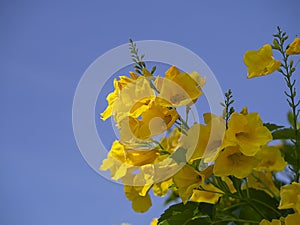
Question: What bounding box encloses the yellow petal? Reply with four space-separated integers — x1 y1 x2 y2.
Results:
259 219 281 225
156 66 205 107
279 182 300 213
124 185 152 213
244 44 281 78
286 37 300 55
190 183 223 204
213 146 259 179
285 213 300 225
152 178 173 196
254 145 287 172
173 165 212 204
150 218 158 225
223 112 272 156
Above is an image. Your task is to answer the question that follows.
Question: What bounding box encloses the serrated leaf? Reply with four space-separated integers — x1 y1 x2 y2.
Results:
263 123 285 132
158 202 198 224
158 202 212 225
272 128 298 140
239 189 279 221
281 144 297 166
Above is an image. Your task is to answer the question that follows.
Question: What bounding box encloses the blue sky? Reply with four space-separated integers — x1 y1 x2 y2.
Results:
1 1 300 224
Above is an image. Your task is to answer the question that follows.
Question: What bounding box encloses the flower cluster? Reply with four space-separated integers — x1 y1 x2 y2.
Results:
100 64 206 212
100 27 300 225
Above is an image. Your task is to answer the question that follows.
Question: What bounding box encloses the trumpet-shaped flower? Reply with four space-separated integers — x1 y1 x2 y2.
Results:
100 140 160 181
101 74 138 120
119 100 178 142
173 165 213 204
244 44 281 78
278 182 300 213
286 37 300 55
222 112 272 156
155 66 205 107
111 76 156 123
179 114 225 163
124 185 152 213
254 145 287 172
213 146 259 179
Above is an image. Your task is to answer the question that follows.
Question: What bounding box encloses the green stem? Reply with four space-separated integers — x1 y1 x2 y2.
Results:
275 28 300 182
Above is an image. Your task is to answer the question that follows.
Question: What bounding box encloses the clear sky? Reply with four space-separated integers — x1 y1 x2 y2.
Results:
1 1 300 225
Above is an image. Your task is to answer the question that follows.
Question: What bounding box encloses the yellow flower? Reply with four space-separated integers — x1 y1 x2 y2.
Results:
150 218 158 225
190 183 223 204
261 213 300 225
100 140 128 180
124 185 152 213
100 141 160 180
111 76 156 123
179 114 225 163
213 146 259 179
126 149 160 167
223 112 272 156
173 165 213 204
285 213 300 225
119 100 178 142
259 219 282 225
152 178 173 197
248 171 280 197
254 145 287 172
278 182 300 213
244 44 281 78
155 66 205 107
202 113 226 162
286 37 300 55
101 72 139 121
159 127 182 154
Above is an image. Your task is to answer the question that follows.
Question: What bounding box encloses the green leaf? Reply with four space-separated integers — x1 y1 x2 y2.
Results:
272 128 298 140
263 123 284 132
151 66 157 74
281 143 297 166
158 202 197 224
239 189 280 221
158 202 212 225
